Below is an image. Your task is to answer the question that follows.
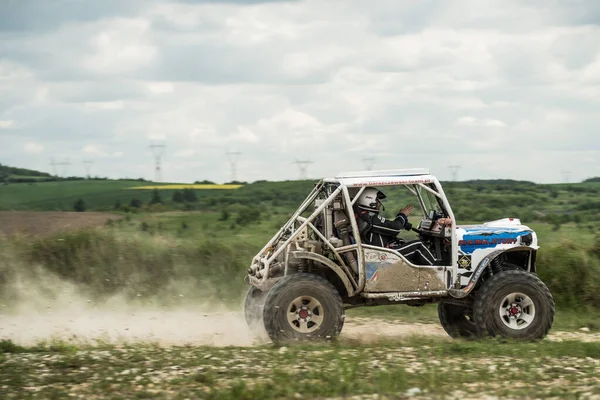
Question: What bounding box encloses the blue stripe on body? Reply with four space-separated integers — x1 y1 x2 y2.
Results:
459 232 526 254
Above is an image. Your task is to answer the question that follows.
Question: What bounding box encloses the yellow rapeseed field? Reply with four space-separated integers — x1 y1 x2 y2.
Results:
130 184 243 190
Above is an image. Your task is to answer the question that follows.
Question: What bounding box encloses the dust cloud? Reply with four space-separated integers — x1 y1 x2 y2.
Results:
0 267 446 347
1 307 267 347
0 269 267 347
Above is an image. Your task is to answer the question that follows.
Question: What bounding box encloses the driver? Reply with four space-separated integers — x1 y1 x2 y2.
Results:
354 187 442 266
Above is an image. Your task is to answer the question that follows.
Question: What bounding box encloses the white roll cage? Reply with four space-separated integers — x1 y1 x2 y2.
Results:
248 169 459 295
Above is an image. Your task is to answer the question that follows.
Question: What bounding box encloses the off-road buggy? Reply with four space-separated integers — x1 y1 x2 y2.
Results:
244 169 554 342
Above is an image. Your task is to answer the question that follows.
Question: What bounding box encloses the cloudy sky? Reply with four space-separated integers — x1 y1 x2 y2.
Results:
0 0 599 183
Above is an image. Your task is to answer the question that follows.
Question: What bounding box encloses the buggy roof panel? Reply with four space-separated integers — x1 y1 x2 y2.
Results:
328 169 435 187
335 168 430 179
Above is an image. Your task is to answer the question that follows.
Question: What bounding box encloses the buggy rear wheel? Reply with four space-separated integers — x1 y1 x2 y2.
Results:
262 274 344 343
244 285 268 329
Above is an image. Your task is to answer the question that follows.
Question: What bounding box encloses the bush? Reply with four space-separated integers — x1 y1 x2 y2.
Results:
130 198 143 208
73 199 86 212
149 189 163 205
235 206 262 227
172 191 184 203
183 189 197 203
219 210 230 221
537 240 600 308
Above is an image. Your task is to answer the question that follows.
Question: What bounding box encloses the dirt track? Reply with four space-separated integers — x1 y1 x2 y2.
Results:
0 211 121 237
1 309 598 347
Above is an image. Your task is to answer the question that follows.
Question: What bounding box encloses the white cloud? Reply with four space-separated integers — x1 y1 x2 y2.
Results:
148 134 166 141
147 81 174 94
232 126 259 143
175 149 196 157
456 116 507 128
82 144 104 156
82 100 124 111
2 0 600 183
24 141 44 154
82 18 157 75
0 120 14 128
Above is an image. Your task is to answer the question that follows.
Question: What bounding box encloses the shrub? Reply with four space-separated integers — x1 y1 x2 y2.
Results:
130 198 143 208
73 199 86 212
149 189 163 205
183 189 198 203
219 210 230 221
172 191 184 203
235 206 262 227
537 240 600 308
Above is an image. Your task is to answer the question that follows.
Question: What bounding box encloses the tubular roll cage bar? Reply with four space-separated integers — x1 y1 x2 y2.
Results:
250 177 459 294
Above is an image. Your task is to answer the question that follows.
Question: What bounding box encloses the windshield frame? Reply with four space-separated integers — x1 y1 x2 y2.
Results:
413 183 448 219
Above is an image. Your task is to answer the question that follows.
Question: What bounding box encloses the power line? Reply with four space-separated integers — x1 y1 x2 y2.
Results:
83 160 94 179
293 159 313 180
50 158 71 177
448 165 461 182
226 151 242 182
149 143 166 182
363 157 375 171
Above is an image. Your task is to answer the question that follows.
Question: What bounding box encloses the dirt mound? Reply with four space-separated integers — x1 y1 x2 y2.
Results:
0 211 121 237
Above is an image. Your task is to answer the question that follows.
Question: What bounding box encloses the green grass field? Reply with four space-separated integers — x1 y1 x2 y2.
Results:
2 178 600 230
0 180 154 211
2 337 600 399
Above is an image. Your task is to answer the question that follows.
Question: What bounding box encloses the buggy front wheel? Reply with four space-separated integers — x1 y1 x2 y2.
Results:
473 270 554 340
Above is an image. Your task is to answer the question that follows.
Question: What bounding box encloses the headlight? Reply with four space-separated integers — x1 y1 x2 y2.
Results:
520 233 533 246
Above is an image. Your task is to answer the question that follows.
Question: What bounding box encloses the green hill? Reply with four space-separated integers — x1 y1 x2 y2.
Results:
0 163 53 182
1 176 600 226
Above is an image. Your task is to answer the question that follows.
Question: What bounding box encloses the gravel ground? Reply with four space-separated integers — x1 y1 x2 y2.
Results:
1 337 599 399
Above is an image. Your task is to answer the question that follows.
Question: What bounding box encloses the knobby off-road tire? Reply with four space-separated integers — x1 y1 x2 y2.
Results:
438 303 480 339
473 270 555 340
244 286 268 329
262 273 344 343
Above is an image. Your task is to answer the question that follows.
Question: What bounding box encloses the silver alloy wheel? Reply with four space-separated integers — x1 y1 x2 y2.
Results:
286 296 324 333
498 292 536 330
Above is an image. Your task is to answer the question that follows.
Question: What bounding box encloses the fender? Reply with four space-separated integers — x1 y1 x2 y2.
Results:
449 248 531 299
291 251 355 297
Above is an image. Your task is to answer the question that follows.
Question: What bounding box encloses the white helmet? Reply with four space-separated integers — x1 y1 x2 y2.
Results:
356 187 386 212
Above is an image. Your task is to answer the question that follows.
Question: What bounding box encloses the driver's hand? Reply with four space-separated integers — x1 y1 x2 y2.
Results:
438 217 453 226
400 205 414 216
